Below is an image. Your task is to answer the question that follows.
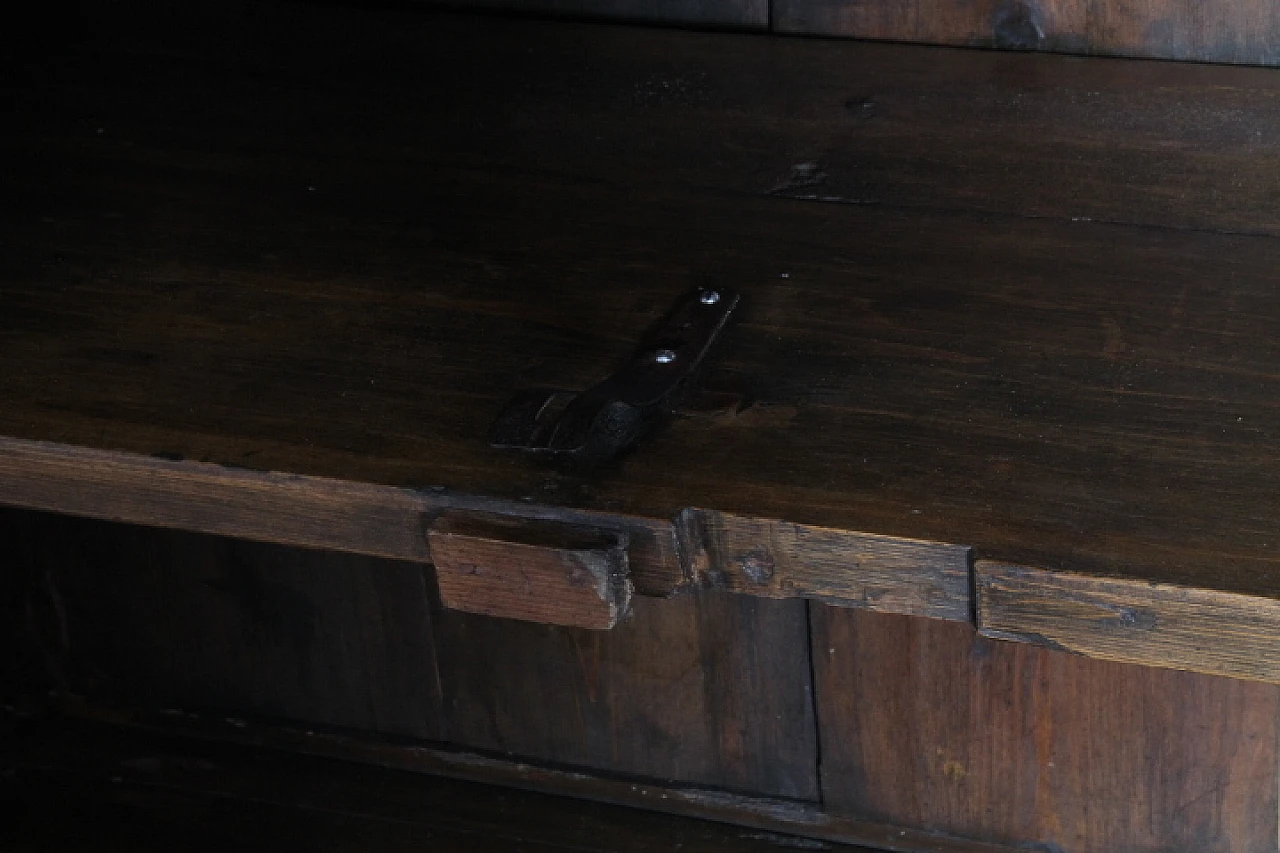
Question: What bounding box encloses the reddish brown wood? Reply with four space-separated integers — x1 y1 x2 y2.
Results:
774 0 1280 66
811 606 1280 853
428 510 632 629
429 581 821 800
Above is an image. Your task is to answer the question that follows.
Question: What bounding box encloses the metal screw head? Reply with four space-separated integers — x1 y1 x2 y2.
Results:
652 349 678 364
699 290 721 305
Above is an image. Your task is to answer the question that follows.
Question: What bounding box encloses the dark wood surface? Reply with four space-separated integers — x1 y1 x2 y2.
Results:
811 605 1280 853
443 0 767 28
6 2 1280 674
429 571 820 799
1 508 445 740
2 719 863 853
33 702 1031 853
774 0 1280 66
4 506 819 799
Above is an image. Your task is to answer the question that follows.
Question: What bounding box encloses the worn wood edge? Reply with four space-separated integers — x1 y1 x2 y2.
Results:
0 436 433 562
677 509 972 622
0 436 684 593
976 560 1280 683
428 510 633 629
46 696 1025 853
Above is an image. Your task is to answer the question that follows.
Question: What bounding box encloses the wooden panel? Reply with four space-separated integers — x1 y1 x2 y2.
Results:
678 509 972 621
774 0 1280 66
6 506 818 800
52 703 1023 853
442 0 767 28
4 508 444 740
7 722 853 853
429 511 632 629
812 605 1280 853
977 561 1280 683
0 438 686 596
431 577 820 800
7 3 1280 677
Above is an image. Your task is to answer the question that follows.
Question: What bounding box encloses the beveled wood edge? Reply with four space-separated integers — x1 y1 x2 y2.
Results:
976 561 1280 684
8 435 1280 683
49 696 1026 853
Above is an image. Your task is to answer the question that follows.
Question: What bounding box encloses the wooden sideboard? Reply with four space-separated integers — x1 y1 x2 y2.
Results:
4 2 1280 851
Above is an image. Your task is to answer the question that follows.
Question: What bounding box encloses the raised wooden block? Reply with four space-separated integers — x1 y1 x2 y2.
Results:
427 511 632 630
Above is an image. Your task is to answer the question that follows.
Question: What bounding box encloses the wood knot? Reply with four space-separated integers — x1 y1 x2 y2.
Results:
736 549 775 584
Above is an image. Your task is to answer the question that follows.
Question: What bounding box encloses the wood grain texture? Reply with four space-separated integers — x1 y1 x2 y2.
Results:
678 509 972 621
428 511 632 629
7 3 1280 674
812 606 1280 853
0 437 685 595
977 561 1280 683
429 576 820 799
441 0 767 28
774 0 1280 66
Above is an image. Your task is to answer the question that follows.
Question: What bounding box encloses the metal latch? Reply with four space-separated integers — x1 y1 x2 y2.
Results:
490 286 739 464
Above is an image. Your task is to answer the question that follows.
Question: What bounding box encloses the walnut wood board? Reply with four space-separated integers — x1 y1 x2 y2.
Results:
4 506 820 800
6 721 856 853
774 0 1280 66
810 606 1280 853
5 3 1280 677
428 571 820 799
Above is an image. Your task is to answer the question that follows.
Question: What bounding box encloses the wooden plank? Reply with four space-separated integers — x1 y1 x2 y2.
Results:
774 0 1280 66
5 505 816 800
45 704 1027 853
6 3 1280 674
0 438 685 595
4 508 445 740
7 723 857 853
811 605 1280 853
440 0 767 28
0 438 432 563
428 511 633 630
23 4 1280 237
976 561 1280 683
430 579 821 800
677 509 972 621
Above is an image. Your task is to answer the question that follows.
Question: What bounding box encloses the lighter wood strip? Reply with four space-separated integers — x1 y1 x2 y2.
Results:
977 560 1280 683
678 509 973 621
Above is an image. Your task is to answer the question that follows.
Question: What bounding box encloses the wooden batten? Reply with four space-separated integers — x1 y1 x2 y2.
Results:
976 561 1280 684
677 509 973 621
